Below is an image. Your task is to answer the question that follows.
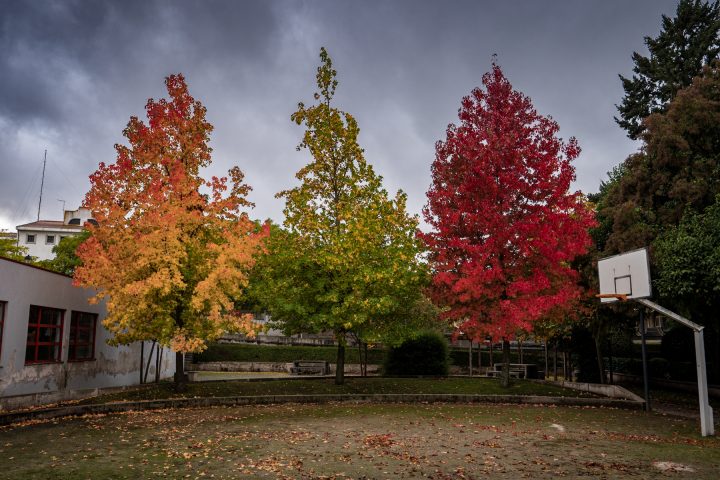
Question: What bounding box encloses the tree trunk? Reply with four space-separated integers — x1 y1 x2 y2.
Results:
608 337 614 385
468 341 473 376
363 342 368 377
144 340 156 384
140 341 145 385
489 341 494 367
155 344 162 383
553 343 558 381
594 334 605 384
478 344 482 372
518 340 523 363
500 338 511 388
174 351 187 390
335 339 346 385
544 339 549 380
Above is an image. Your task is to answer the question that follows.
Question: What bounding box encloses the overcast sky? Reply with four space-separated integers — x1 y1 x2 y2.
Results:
0 0 679 232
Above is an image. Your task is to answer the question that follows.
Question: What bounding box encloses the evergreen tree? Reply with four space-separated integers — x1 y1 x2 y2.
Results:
616 0 720 139
601 62 720 254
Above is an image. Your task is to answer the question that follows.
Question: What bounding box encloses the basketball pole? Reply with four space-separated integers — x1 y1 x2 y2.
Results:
598 247 714 436
638 308 651 412
636 298 714 437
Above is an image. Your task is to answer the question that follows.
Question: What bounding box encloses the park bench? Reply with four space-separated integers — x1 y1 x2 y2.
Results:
486 363 538 379
290 360 329 375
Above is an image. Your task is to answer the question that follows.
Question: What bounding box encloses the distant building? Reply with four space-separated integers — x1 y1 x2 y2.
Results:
15 207 96 261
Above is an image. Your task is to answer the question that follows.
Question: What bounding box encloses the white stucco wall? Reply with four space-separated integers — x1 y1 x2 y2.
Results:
16 226 82 261
0 258 174 408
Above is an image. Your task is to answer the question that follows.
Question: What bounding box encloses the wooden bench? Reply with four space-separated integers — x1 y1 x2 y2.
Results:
486 363 538 379
290 360 329 375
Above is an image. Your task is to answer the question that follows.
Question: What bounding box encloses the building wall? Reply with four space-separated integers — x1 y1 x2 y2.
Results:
0 258 174 408
63 207 93 225
16 228 79 261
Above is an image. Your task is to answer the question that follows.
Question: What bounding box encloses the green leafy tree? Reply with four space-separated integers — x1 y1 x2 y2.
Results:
654 196 720 380
616 0 720 139
255 48 428 385
36 230 89 275
0 233 27 261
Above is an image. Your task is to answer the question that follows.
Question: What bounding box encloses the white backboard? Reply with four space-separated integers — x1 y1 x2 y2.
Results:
597 248 651 303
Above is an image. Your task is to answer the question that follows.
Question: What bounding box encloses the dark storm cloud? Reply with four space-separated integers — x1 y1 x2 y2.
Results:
0 0 680 231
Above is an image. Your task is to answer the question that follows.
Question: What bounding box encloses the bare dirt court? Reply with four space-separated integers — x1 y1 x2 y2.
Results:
1 402 718 479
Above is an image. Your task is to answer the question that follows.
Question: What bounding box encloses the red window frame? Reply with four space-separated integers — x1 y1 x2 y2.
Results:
68 311 97 361
26 305 64 364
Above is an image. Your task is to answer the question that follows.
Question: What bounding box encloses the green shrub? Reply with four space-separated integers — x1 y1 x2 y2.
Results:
383 331 449 376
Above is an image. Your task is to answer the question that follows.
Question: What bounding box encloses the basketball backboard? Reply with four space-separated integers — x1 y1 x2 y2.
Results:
597 248 651 303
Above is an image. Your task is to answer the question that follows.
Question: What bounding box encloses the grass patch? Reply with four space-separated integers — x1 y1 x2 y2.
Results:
1 403 718 479
77 377 588 405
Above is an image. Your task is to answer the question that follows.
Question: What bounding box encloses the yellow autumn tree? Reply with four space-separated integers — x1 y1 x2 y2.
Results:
74 74 267 384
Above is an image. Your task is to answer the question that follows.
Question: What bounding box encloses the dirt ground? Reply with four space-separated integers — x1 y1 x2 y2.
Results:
0 402 718 479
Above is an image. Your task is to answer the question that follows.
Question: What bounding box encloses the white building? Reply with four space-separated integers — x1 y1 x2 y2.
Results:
0 257 173 409
15 207 96 260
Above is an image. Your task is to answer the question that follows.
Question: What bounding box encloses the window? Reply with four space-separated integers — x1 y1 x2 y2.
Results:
69 311 97 361
26 305 64 364
46 235 55 245
26 234 35 244
0 301 6 359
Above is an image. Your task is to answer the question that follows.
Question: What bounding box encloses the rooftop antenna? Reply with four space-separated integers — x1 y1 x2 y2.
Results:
58 199 66 217
37 150 47 221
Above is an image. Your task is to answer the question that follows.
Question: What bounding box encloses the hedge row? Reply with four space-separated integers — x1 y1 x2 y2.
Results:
195 342 549 369
194 343 386 364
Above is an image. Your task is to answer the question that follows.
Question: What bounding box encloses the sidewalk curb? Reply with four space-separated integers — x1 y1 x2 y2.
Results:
0 393 643 427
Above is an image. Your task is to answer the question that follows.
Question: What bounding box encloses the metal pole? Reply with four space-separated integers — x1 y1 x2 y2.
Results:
636 298 714 436
694 329 715 436
639 308 651 412
37 150 47 221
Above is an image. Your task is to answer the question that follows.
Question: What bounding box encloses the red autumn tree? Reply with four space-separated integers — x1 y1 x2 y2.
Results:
422 64 594 384
74 74 266 386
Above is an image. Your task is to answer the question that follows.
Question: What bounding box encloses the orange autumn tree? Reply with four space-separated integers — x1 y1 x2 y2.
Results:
74 74 266 384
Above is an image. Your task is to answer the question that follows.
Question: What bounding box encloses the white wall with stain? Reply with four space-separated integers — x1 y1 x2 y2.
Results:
0 257 174 409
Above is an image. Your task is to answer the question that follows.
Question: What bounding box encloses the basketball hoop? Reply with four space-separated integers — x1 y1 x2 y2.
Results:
596 247 714 437
595 293 628 302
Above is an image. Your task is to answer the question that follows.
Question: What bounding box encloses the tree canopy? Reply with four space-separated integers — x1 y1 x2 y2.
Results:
74 74 266 381
0 234 27 261
253 48 429 384
36 230 89 276
616 0 720 139
599 62 720 255
423 64 595 342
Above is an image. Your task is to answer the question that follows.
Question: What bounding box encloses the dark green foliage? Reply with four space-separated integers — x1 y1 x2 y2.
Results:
654 198 720 309
661 326 696 363
616 0 720 139
570 325 602 383
195 343 386 365
383 331 449 376
601 64 720 255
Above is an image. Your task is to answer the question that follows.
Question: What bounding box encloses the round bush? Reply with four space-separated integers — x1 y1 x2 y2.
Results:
383 331 449 376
